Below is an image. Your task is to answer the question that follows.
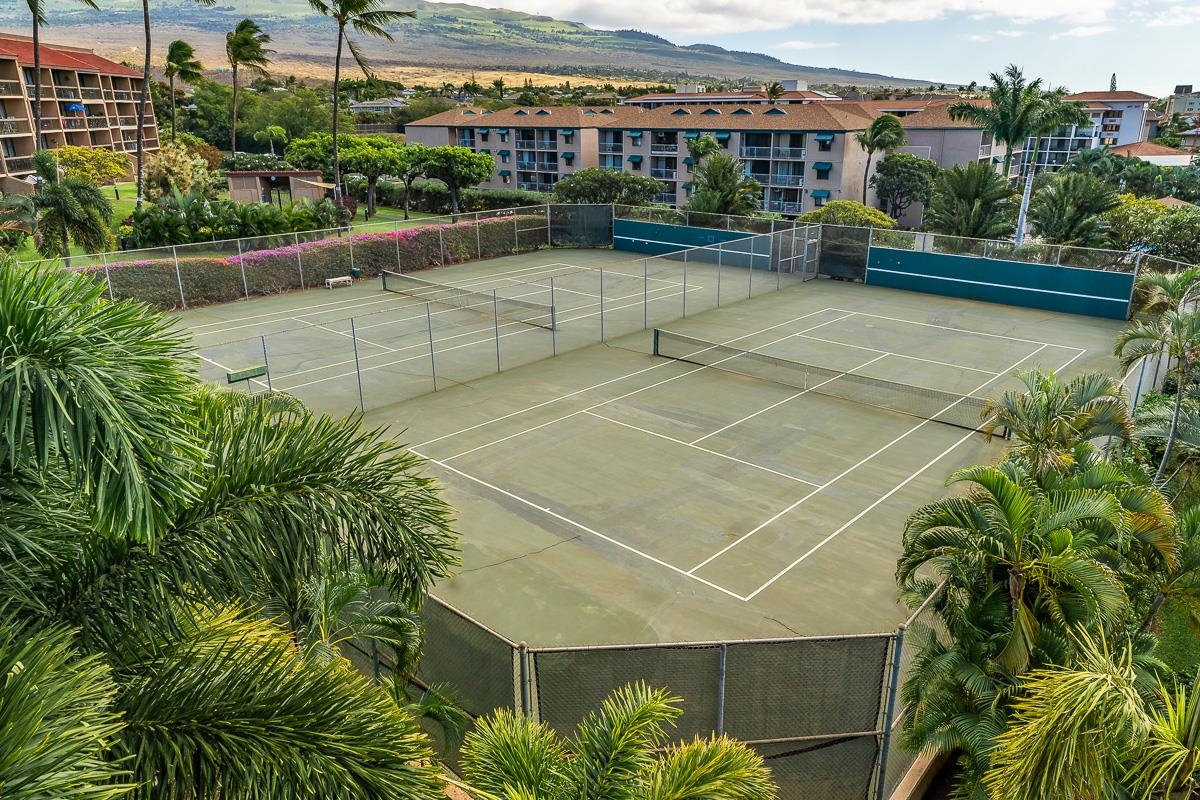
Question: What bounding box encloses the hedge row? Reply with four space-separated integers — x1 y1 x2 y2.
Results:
87 215 549 311
347 178 551 214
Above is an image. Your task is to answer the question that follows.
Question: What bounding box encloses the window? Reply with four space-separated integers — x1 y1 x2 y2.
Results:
813 195 827 208
1 139 16 158
815 169 831 180
818 140 832 152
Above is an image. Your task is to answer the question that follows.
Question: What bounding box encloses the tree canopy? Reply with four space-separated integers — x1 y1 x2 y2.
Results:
551 167 664 205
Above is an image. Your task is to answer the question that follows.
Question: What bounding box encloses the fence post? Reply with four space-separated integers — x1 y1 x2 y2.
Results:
101 253 115 301
599 269 606 342
260 336 273 392
716 245 723 306
513 216 520 253
682 251 688 317
426 303 438 392
237 239 250 299
294 232 305 288
545 203 552 247
550 277 557 356
1056 244 1064 265
518 643 532 718
643 260 650 329
437 226 445 266
716 642 728 736
493 290 501 373
747 240 754 299
392 222 403 271
172 246 186 308
476 217 482 260
874 625 907 800
350 318 366 413
348 229 356 273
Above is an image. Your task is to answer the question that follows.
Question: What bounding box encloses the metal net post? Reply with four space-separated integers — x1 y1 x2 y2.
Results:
237 239 250 299
101 253 114 300
426 303 438 392
350 318 366 412
294 232 305 288
172 245 186 308
682 251 688 317
493 289 501 373
260 335 273 391
599 269 606 342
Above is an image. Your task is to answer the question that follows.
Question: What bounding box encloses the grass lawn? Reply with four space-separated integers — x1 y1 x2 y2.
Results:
1156 603 1200 677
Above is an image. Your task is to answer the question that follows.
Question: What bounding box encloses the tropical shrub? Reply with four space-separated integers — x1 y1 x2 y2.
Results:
798 200 896 228
143 143 218 201
222 152 295 171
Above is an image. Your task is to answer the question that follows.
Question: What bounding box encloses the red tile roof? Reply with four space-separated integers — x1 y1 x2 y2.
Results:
1111 140 1193 157
0 33 142 77
1065 90 1155 102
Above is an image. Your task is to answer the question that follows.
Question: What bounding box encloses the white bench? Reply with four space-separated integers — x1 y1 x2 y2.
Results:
325 275 353 289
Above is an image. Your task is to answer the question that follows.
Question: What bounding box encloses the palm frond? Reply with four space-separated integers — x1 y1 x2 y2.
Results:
460 707 568 799
641 736 775 800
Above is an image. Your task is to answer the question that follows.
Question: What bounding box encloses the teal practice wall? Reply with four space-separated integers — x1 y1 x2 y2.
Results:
612 219 770 269
866 247 1134 319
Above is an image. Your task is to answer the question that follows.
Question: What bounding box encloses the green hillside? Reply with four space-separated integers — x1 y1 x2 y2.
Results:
2 0 931 86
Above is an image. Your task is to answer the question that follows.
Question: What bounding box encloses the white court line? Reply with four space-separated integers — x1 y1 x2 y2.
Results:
742 345 1091 600
687 343 1052 576
288 317 399 353
829 308 1084 351
412 450 749 601
415 308 842 450
441 314 856 462
584 411 822 488
688 353 890 445
791 333 998 375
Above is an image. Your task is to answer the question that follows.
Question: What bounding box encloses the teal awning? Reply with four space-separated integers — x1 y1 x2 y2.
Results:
714 132 731 141
498 170 511 177
561 151 575 160
477 127 490 134
627 154 643 163
628 130 644 137
498 149 511 155
682 182 693 190
811 161 832 170
813 133 835 141
558 128 575 136
682 157 694 165
682 131 700 139
810 189 831 198
493 128 509 134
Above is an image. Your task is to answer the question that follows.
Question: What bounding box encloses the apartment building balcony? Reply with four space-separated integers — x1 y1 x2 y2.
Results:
457 138 475 147
653 192 678 205
518 181 556 192
534 139 555 150
62 118 87 130
41 118 63 131
772 147 807 160
770 174 804 187
650 143 677 154
740 145 773 158
515 140 537 150
651 168 677 180
745 172 770 183
55 86 79 99
122 139 139 151
109 90 134 101
600 142 623 153
767 200 804 214
0 80 20 96
26 83 55 97
118 116 138 127
979 144 992 159
4 156 34 174
87 117 109 129
0 117 28 136
80 88 104 100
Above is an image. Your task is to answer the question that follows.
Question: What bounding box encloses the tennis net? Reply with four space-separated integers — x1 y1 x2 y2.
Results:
652 329 995 432
382 270 556 330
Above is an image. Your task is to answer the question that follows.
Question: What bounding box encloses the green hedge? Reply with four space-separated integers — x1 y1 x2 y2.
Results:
88 215 547 311
349 178 550 214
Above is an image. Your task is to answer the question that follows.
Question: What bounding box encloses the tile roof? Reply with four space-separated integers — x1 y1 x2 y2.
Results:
624 90 832 102
1111 140 1194 158
0 34 142 77
1065 90 1155 102
891 101 991 129
1156 196 1195 208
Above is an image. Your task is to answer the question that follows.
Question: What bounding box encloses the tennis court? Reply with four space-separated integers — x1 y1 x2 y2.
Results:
177 248 1123 646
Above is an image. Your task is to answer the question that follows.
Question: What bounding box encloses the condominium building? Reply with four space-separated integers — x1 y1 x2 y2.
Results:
1167 85 1200 118
1009 90 1153 176
0 33 158 191
622 80 840 109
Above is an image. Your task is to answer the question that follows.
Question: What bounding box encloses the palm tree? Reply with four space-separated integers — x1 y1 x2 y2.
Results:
686 152 762 216
981 370 1133 478
134 0 216 209
949 65 1046 183
0 192 38 237
306 0 415 201
460 683 776 800
897 460 1129 676
26 0 99 153
855 114 906 204
1134 267 1200 316
764 81 784 103
1012 94 1091 245
29 151 111 265
0 257 460 795
491 77 505 99
1116 310 1200 480
1028 172 1119 247
254 124 288 156
924 160 1016 239
226 19 273 154
1062 145 1120 180
163 39 204 144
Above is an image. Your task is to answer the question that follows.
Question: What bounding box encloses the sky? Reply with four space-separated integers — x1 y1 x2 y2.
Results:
448 0 1195 95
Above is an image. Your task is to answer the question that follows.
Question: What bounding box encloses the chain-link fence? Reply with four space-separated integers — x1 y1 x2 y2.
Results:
391 593 945 800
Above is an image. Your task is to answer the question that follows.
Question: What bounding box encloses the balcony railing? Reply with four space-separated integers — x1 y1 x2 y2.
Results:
767 200 804 214
515 140 536 150
770 174 804 187
62 118 86 130
118 116 138 127
0 117 24 135
122 140 139 151
80 88 104 100
4 156 34 173
653 193 678 205
740 145 773 158
0 80 20 96
110 90 134 101
650 143 677 154
599 142 623 153
650 168 677 180
745 172 769 183
457 138 475 147
773 146 807 159
517 181 556 192
56 86 79 99
87 117 109 129
979 144 992 159
26 83 55 98
41 118 62 131
535 139 555 150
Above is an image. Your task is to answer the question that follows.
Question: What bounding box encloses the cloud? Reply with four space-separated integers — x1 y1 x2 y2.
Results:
777 40 840 49
478 0 1123 34
965 33 993 41
1145 4 1200 24
1051 24 1117 37
995 29 1026 36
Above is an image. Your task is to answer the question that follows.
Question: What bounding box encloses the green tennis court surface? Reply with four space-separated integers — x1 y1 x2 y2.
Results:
176 247 1123 646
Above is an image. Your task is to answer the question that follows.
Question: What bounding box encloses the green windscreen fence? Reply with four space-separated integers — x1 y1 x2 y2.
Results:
416 599 517 717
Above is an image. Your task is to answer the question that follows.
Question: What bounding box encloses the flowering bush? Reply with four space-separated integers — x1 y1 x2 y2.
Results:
93 215 547 310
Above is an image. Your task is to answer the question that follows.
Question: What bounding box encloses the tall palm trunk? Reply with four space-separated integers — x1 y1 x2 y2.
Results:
331 24 344 202
861 148 874 204
32 14 42 152
230 63 239 153
1014 136 1041 247
169 74 177 143
1158 359 1188 481
134 0 151 209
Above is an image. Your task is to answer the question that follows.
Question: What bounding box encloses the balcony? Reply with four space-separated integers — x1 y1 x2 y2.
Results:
770 174 804 187
41 118 63 131
25 83 54 98
534 139 555 150
600 142 623 153
80 87 104 100
87 117 110 129
118 116 137 127
4 156 34 173
110 90 134 101
650 143 677 154
767 200 804 214
518 181 555 192
773 146 807 159
745 172 770 183
55 86 79 99
740 145 773 158
653 193 678 205
650 168 677 180
0 117 26 136
0 80 20 96
979 144 992 159
122 139 139 151
457 138 475 147
62 118 86 130
515 140 536 150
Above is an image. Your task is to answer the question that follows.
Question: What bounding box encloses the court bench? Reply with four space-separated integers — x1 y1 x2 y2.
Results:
325 275 353 289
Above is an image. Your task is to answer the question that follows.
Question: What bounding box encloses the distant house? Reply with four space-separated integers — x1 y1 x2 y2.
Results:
226 170 329 206
1180 128 1200 151
1109 140 1195 167
349 97 406 114
1156 196 1195 209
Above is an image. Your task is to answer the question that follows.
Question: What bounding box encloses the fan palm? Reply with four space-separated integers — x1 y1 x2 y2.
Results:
28 151 112 265
897 460 1129 675
1028 171 1118 248
226 19 273 153
1116 309 1200 480
163 39 204 143
924 160 1016 240
981 369 1133 478
855 113 906 204
460 682 776 800
306 0 415 200
26 0 98 152
686 152 762 216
